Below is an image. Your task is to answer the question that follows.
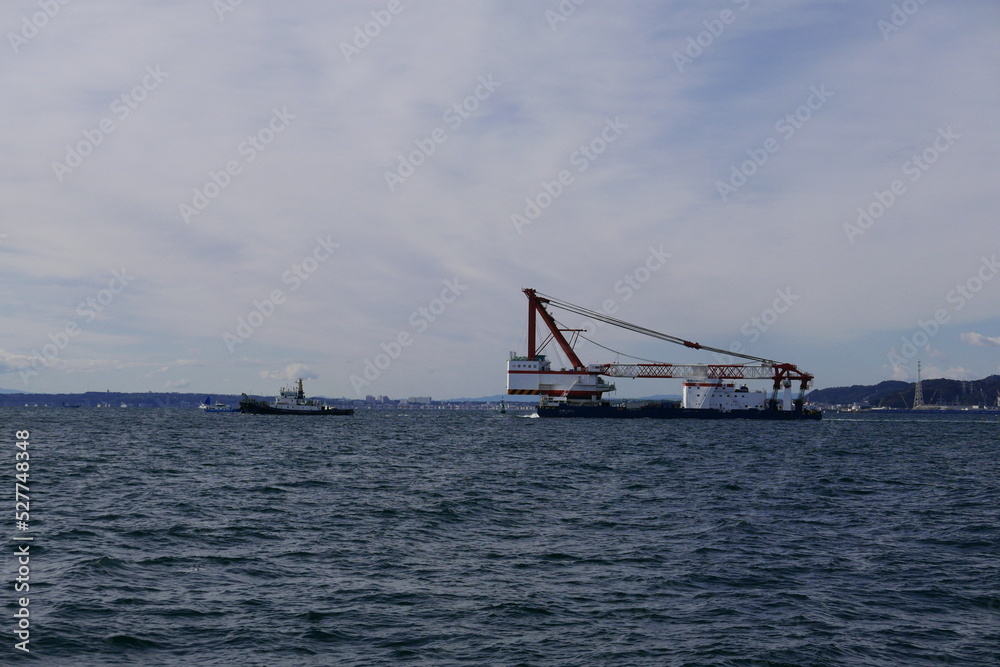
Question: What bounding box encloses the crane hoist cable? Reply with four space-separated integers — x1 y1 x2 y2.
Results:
576 332 667 365
535 291 778 366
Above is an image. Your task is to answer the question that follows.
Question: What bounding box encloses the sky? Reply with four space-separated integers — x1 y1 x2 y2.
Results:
1 0 998 400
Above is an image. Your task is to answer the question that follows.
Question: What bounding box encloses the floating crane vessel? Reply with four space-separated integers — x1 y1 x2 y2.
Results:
506 289 821 420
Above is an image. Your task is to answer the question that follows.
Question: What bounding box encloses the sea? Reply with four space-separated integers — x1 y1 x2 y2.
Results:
3 407 998 666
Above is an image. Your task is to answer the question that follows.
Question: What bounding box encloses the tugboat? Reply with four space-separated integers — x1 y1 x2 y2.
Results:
240 378 354 415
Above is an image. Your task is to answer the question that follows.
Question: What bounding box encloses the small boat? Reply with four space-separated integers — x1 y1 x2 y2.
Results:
240 379 354 416
199 396 238 413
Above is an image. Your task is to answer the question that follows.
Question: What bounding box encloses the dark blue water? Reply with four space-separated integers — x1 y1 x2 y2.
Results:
4 408 999 665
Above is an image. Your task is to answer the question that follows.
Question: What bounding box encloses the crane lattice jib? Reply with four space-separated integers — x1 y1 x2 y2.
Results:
601 363 813 385
602 364 774 380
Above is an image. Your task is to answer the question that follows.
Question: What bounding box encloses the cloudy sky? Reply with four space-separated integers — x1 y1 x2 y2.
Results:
2 0 998 399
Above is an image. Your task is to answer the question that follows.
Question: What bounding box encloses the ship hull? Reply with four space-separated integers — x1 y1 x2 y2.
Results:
240 400 353 416
536 402 821 420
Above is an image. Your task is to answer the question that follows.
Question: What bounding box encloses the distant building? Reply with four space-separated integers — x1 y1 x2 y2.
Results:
364 394 394 405
405 396 432 405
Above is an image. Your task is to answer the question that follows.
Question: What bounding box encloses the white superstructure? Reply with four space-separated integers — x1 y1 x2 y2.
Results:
682 380 767 410
272 378 328 412
507 355 615 400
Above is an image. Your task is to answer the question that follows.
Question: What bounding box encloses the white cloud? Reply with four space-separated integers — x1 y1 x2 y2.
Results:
961 332 1000 348
259 363 317 383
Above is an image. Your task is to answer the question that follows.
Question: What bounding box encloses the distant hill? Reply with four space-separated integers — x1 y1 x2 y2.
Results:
806 381 910 406
808 375 1000 409
0 391 243 408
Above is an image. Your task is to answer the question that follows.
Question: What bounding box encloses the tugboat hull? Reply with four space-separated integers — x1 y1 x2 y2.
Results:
239 399 353 415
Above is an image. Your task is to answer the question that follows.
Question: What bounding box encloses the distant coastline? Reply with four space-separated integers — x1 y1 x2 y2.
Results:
0 390 539 410
5 375 998 411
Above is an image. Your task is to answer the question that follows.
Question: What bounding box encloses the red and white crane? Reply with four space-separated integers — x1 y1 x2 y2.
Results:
507 288 815 412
